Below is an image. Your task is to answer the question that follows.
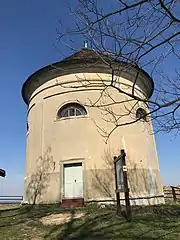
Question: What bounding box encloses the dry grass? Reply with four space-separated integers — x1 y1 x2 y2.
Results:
0 203 180 239
40 212 85 225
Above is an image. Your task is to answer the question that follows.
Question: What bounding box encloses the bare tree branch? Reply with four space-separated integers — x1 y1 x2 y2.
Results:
56 0 180 140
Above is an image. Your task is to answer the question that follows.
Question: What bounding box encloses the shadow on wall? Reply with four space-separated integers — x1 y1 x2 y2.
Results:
128 160 159 203
90 149 115 201
25 147 55 204
89 149 160 204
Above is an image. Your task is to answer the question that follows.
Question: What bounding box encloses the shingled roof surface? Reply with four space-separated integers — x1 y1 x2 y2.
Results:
62 48 112 65
63 48 101 61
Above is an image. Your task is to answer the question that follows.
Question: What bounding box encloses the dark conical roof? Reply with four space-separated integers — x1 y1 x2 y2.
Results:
22 48 154 105
63 48 100 61
61 48 114 66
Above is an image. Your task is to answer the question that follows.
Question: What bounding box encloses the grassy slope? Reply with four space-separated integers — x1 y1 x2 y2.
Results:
0 204 180 239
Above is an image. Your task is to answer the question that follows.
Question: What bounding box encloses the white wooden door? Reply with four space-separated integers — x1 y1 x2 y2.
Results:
64 163 83 198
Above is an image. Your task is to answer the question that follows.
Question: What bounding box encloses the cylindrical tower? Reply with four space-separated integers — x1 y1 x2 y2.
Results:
22 48 164 205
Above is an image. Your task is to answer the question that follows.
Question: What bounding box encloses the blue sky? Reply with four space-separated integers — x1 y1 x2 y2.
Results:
0 1 179 196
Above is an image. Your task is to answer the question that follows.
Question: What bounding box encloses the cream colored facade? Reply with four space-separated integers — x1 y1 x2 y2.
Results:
22 49 164 205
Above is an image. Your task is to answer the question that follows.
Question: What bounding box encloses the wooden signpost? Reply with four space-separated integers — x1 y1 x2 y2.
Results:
114 149 132 221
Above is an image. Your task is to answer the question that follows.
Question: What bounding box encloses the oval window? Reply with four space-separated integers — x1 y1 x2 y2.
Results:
136 108 147 121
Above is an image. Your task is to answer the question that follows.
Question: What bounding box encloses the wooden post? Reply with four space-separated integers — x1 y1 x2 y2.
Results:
114 156 121 215
171 186 177 203
121 149 132 221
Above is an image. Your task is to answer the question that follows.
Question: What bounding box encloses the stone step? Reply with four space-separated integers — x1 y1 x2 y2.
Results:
61 198 84 208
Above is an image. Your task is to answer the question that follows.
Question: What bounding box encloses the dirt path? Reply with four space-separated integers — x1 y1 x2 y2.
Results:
40 212 85 225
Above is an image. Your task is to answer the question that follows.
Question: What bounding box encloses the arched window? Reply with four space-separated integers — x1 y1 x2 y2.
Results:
57 102 87 119
136 108 147 121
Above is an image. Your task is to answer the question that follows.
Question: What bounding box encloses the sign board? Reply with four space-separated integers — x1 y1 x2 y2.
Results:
114 149 132 220
115 158 124 192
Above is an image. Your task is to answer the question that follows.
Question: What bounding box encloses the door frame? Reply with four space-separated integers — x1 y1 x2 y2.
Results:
60 158 85 201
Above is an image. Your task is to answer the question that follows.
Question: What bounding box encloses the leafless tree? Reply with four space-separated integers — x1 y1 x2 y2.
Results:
25 147 54 204
56 0 180 140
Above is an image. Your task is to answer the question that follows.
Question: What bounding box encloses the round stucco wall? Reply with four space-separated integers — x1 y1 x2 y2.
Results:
23 72 164 205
